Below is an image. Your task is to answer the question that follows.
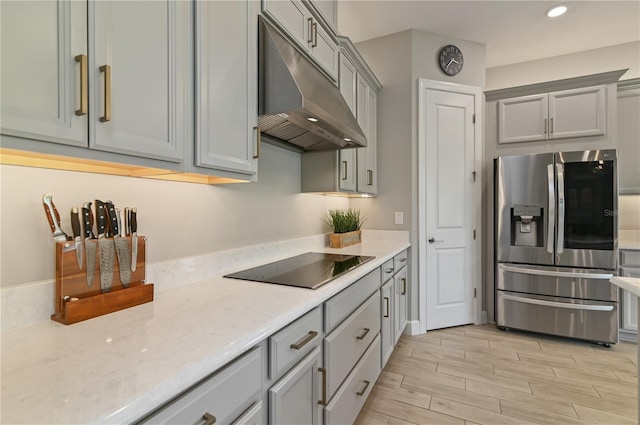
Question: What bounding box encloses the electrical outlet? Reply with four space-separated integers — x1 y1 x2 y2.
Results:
394 211 404 225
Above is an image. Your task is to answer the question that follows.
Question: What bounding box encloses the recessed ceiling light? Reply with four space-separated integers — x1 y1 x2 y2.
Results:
344 138 352 142
547 5 567 17
307 117 318 122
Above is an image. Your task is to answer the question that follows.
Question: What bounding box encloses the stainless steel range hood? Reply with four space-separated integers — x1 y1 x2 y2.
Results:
258 17 367 151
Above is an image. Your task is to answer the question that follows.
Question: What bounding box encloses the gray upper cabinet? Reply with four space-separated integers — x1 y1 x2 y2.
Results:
194 0 258 177
498 85 607 145
1 0 88 147
617 79 640 193
304 0 337 31
262 0 339 81
90 0 188 162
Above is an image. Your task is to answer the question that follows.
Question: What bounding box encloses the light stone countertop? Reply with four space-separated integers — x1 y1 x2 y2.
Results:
611 276 640 298
0 237 410 425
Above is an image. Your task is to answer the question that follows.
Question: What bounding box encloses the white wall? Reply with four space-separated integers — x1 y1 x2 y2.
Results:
0 143 349 287
486 41 640 91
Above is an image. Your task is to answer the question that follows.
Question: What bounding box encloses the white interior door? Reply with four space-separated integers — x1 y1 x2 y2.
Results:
422 85 476 331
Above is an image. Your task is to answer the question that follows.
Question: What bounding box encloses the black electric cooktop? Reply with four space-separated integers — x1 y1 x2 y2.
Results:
224 252 376 289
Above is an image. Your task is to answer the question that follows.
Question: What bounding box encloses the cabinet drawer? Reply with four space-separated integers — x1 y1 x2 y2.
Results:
324 334 381 425
324 268 380 332
621 250 640 267
234 401 263 425
394 250 408 271
270 306 323 379
324 292 380 402
381 259 394 282
138 346 262 424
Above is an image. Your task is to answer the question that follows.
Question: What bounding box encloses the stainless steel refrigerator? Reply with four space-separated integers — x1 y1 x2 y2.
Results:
495 149 619 345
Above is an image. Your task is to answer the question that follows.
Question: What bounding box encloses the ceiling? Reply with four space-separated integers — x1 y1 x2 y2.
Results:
336 1 640 68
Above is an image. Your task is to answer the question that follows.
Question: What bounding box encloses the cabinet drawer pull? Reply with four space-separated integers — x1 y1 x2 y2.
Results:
290 330 318 350
384 297 390 318
367 169 373 186
402 277 407 295
550 117 554 134
342 160 348 180
544 118 547 135
312 22 318 48
253 125 261 159
307 18 313 43
75 54 87 116
385 268 394 274
318 367 327 406
398 258 407 263
356 380 371 397
356 328 370 340
202 412 216 425
99 64 111 122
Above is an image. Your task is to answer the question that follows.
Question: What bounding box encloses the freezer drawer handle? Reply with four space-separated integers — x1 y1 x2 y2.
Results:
500 264 613 280
546 164 555 254
501 293 614 312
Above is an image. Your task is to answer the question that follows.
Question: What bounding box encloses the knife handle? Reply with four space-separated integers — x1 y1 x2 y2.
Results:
105 201 118 237
70 208 81 238
130 208 137 233
82 202 96 239
124 207 131 236
95 200 107 238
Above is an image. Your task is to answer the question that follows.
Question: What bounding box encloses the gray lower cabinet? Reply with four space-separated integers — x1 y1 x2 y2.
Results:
393 267 408 345
380 278 394 368
269 347 323 425
620 249 640 339
136 346 263 424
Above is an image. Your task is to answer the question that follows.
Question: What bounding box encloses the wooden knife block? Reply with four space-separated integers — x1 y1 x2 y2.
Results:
51 236 154 325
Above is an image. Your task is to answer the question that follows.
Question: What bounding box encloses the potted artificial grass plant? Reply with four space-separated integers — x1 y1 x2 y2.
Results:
326 208 365 248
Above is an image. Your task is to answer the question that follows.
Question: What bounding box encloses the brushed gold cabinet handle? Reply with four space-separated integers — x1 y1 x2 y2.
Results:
356 380 371 397
385 268 394 274
202 412 216 425
75 54 87 116
99 64 111 122
290 330 318 350
367 169 373 186
318 367 327 406
356 328 370 340
312 22 318 48
307 18 313 43
253 126 261 159
402 277 407 295
544 118 548 135
399 258 407 263
342 160 348 180
550 117 554 134
384 297 390 318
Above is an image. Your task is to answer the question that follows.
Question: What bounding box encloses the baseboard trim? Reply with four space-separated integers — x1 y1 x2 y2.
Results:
406 320 422 335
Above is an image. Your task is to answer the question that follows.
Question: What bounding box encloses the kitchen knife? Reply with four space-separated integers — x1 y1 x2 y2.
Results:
95 200 115 293
70 207 83 268
82 202 98 287
42 194 70 242
130 208 138 272
112 207 132 288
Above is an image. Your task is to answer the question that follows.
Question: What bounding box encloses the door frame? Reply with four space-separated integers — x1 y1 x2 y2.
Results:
417 79 484 333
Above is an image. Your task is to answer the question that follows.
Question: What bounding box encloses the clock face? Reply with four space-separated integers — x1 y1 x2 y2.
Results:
439 45 464 76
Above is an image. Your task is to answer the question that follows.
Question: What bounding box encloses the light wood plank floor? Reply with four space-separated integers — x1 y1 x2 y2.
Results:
356 324 638 425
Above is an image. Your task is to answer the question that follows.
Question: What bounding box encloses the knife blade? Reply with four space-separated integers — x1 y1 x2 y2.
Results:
70 207 83 268
96 200 115 293
82 202 98 287
130 208 138 272
42 194 70 242
112 207 132 288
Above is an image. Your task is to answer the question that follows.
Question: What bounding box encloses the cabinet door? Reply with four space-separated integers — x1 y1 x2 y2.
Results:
617 86 640 191
621 266 640 332
307 0 337 29
262 0 309 50
498 94 548 144
308 19 339 81
339 150 357 192
91 0 187 162
549 85 606 140
357 84 377 194
269 347 322 425
339 53 357 116
195 0 258 175
1 0 87 146
380 279 394 368
393 268 408 344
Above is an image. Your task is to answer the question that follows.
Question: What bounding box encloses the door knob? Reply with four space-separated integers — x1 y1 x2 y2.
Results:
428 237 443 243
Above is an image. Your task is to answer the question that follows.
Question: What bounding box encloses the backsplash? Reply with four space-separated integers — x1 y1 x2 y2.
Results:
620 194 640 230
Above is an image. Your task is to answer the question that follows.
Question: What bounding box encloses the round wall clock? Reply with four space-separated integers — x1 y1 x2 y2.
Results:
439 45 464 76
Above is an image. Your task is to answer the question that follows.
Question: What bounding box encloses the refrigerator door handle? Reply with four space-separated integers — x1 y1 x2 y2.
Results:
500 264 613 280
546 164 555 254
556 163 565 254
500 293 614 312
